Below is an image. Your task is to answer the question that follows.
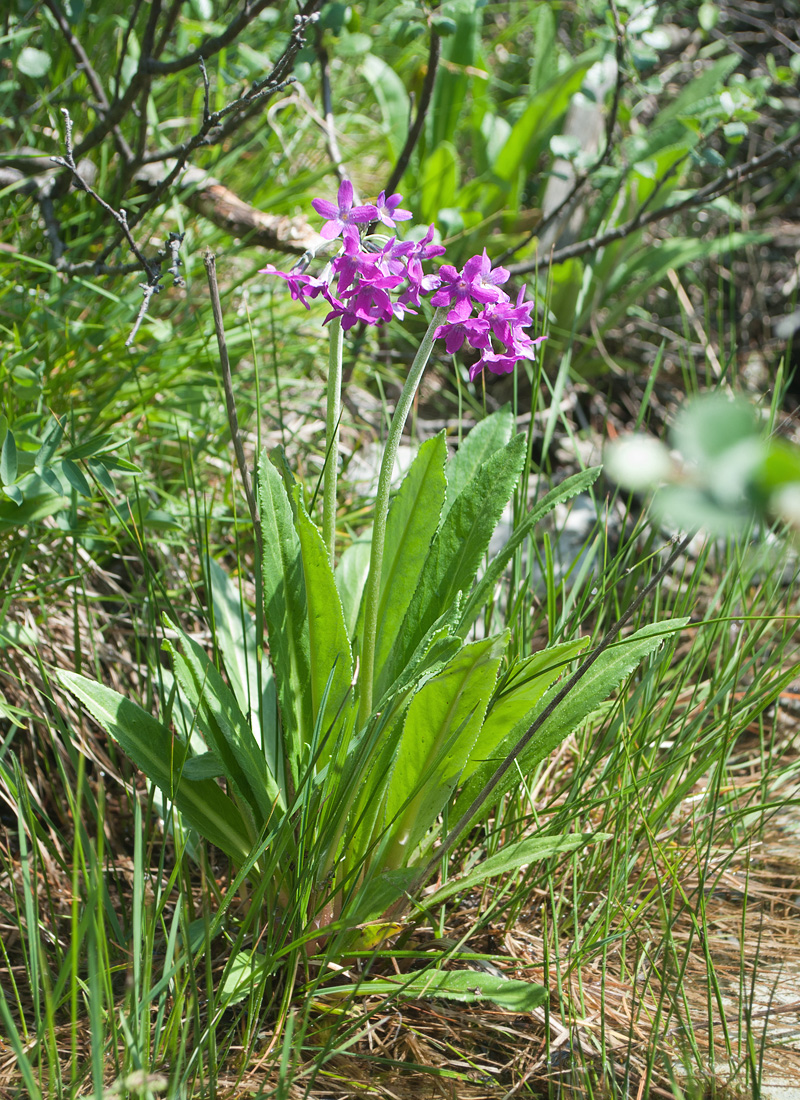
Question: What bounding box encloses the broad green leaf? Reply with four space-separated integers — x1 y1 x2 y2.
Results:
530 3 556 94
258 450 312 781
293 488 354 772
452 619 689 831
426 831 607 906
384 634 505 865
58 671 253 863
87 459 115 495
220 949 268 1005
458 466 602 634
207 557 260 723
64 433 121 462
442 407 513 520
182 752 226 780
325 969 547 1012
163 621 281 822
0 481 66 532
342 611 466 880
377 605 464 712
464 638 589 782
342 867 417 927
1 429 18 487
61 459 91 497
385 433 527 687
362 53 409 158
372 433 447 700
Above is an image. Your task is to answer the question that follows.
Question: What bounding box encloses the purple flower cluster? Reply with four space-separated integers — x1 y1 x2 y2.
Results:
260 179 543 380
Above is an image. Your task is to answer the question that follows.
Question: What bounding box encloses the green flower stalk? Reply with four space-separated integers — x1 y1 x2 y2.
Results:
323 316 343 566
357 306 448 726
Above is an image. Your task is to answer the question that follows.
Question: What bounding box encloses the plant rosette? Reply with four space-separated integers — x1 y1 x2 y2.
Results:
60 180 685 971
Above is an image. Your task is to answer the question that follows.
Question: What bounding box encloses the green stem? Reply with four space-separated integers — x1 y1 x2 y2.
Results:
323 316 343 567
357 306 447 727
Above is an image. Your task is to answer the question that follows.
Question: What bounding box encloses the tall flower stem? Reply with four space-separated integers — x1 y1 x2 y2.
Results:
323 316 344 567
358 306 447 727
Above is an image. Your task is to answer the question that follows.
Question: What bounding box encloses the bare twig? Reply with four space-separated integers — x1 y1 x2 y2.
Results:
51 108 157 279
382 27 441 199
125 282 161 347
507 129 800 275
385 529 696 921
204 250 262 557
96 12 318 266
165 231 185 286
54 260 144 277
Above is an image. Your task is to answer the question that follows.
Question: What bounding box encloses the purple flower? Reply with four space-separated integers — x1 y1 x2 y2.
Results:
325 284 396 330
469 350 521 381
312 179 379 240
259 264 327 309
483 288 534 346
430 250 510 322
374 191 412 228
334 226 402 296
469 334 546 381
434 317 491 355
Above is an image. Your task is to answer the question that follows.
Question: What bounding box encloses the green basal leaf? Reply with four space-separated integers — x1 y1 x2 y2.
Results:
163 619 282 822
182 752 226 780
452 619 690 831
258 450 312 784
361 53 409 158
384 634 506 865
464 638 589 782
58 671 253 863
335 535 371 640
206 556 280 786
419 142 459 225
427 1 481 150
442 407 513 521
384 432 527 689
425 831 608 907
325 970 547 1012
371 432 447 701
293 486 354 773
458 466 602 635
493 51 599 185
219 949 268 1006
